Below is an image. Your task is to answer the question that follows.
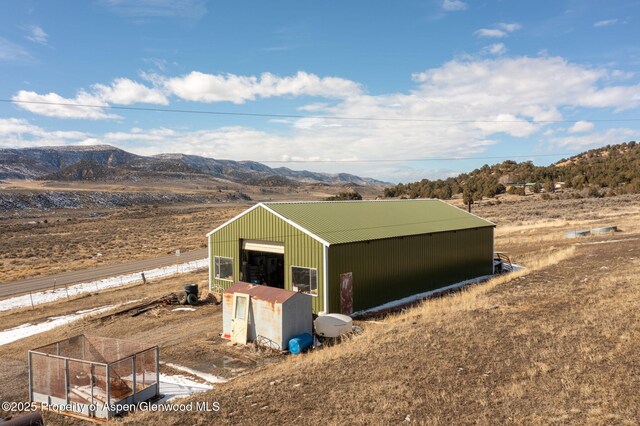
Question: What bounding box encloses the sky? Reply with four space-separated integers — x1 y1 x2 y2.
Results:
1 0 640 183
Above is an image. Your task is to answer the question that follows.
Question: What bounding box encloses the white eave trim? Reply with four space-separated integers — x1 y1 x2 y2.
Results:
206 202 331 247
321 245 329 315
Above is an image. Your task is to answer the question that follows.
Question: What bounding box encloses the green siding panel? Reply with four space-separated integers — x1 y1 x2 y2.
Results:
327 227 494 313
209 206 325 313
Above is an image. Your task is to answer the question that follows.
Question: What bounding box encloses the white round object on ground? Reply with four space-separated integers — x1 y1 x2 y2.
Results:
314 313 353 338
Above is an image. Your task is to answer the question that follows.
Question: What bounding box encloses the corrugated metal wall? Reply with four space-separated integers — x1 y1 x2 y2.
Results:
209 206 325 313
327 227 494 313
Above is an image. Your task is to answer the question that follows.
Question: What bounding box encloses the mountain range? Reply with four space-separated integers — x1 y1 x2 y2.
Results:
0 145 386 186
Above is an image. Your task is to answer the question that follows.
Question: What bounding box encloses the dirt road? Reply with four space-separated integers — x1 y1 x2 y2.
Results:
0 248 208 298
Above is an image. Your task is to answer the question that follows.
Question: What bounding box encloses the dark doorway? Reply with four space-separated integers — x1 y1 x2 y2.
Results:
240 249 285 288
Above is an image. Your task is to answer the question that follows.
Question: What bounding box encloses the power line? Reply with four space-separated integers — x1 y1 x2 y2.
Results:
3 98 640 124
257 153 576 164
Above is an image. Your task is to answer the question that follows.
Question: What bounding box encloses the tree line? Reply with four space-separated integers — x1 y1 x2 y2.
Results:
384 141 640 203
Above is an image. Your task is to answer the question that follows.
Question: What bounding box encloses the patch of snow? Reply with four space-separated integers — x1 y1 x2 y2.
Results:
157 373 213 403
0 258 208 313
163 362 227 384
0 305 114 346
351 274 493 317
172 307 196 312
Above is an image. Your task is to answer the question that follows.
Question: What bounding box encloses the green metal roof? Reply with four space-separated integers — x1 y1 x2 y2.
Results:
263 199 494 245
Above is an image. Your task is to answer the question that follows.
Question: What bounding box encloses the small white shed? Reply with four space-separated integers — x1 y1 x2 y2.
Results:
222 282 313 351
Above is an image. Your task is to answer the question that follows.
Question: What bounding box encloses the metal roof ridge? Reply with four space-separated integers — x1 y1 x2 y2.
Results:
263 198 440 205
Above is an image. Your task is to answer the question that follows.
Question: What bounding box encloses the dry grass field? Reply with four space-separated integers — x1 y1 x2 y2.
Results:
1 195 639 425
0 204 246 282
0 179 381 283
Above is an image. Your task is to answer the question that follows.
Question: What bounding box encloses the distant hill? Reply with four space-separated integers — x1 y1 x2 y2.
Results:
384 141 640 200
0 145 387 187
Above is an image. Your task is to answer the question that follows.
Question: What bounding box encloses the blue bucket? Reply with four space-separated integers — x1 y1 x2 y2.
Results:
289 333 313 355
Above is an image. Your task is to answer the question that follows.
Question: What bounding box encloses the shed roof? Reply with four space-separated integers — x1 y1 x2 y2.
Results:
261 199 494 245
224 281 299 304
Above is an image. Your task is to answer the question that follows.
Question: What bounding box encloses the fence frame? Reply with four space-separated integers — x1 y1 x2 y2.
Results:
28 334 159 420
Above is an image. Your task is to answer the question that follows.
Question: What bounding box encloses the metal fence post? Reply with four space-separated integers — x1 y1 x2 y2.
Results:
90 363 95 414
64 358 70 404
28 351 33 402
132 356 137 400
105 364 111 418
155 346 160 398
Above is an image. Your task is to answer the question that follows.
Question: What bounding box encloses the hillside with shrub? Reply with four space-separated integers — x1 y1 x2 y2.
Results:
384 141 640 201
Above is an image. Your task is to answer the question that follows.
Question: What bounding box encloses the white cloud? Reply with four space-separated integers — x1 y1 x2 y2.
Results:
412 56 640 111
9 55 640 182
24 26 48 45
142 57 169 71
474 29 507 38
100 0 207 20
482 43 507 55
0 37 32 62
593 19 618 28
568 120 594 133
497 23 521 32
91 78 169 105
162 71 362 104
550 128 638 150
11 91 119 120
0 118 90 148
475 22 520 38
12 78 168 119
442 0 468 11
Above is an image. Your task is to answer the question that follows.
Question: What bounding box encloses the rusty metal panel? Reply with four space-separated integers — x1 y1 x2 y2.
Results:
224 281 298 304
210 205 325 313
339 272 353 315
222 284 313 350
327 227 494 313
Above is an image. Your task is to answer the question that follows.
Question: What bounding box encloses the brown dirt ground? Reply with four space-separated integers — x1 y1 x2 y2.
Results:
0 270 284 425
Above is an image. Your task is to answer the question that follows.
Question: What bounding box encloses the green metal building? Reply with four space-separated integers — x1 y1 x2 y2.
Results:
207 200 495 315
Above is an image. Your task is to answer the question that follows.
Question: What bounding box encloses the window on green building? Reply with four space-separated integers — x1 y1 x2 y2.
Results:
292 266 317 295
214 256 234 281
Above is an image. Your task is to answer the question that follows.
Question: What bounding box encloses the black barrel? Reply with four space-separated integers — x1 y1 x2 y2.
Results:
184 284 199 297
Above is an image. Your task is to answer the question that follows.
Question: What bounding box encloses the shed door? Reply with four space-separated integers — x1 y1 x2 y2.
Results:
340 272 353 315
231 293 250 344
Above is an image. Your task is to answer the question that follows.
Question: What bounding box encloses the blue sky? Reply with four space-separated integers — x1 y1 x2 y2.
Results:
1 0 640 182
